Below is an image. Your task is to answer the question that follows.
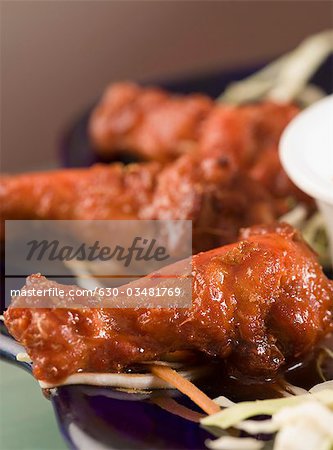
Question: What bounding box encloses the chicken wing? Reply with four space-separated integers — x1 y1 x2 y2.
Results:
0 155 275 252
199 102 305 203
0 163 159 221
89 82 213 162
89 82 304 205
5 223 333 383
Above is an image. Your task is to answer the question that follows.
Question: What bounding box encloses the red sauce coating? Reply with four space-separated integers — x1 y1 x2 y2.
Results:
5 224 333 383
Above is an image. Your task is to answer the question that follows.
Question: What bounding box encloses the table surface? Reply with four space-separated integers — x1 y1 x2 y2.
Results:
0 360 67 450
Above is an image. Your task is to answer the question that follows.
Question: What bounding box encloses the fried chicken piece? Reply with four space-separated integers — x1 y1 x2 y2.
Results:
0 163 159 221
89 82 213 162
0 155 275 252
89 82 309 209
142 154 275 252
199 102 305 205
5 224 333 383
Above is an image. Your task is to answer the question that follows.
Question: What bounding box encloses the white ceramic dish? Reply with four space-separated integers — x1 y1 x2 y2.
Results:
280 95 333 263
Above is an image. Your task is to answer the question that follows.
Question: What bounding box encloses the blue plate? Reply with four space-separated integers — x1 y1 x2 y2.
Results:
1 319 332 450
0 327 211 450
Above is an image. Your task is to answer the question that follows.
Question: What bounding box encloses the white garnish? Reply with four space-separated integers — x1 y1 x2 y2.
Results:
16 352 32 363
38 366 206 389
214 396 235 408
206 436 263 450
202 390 333 450
309 380 333 394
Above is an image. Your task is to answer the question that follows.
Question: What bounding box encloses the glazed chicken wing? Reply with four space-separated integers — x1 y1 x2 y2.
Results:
143 154 275 252
0 163 159 221
5 224 333 383
0 155 275 252
89 82 213 162
89 82 304 206
199 102 305 203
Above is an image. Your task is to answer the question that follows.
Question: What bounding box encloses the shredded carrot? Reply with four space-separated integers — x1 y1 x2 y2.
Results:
151 396 205 422
150 364 220 415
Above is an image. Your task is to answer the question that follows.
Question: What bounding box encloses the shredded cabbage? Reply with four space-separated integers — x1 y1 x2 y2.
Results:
219 30 332 105
202 390 333 450
201 390 333 429
310 380 333 394
280 208 331 269
301 213 331 268
206 436 264 450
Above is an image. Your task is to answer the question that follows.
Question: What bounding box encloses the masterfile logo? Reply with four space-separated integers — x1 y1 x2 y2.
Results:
5 220 193 309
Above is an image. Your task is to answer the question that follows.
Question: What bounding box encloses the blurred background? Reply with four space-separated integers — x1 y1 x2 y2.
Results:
1 0 332 172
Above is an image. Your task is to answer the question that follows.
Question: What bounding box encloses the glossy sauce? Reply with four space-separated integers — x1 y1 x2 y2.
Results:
195 333 333 403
